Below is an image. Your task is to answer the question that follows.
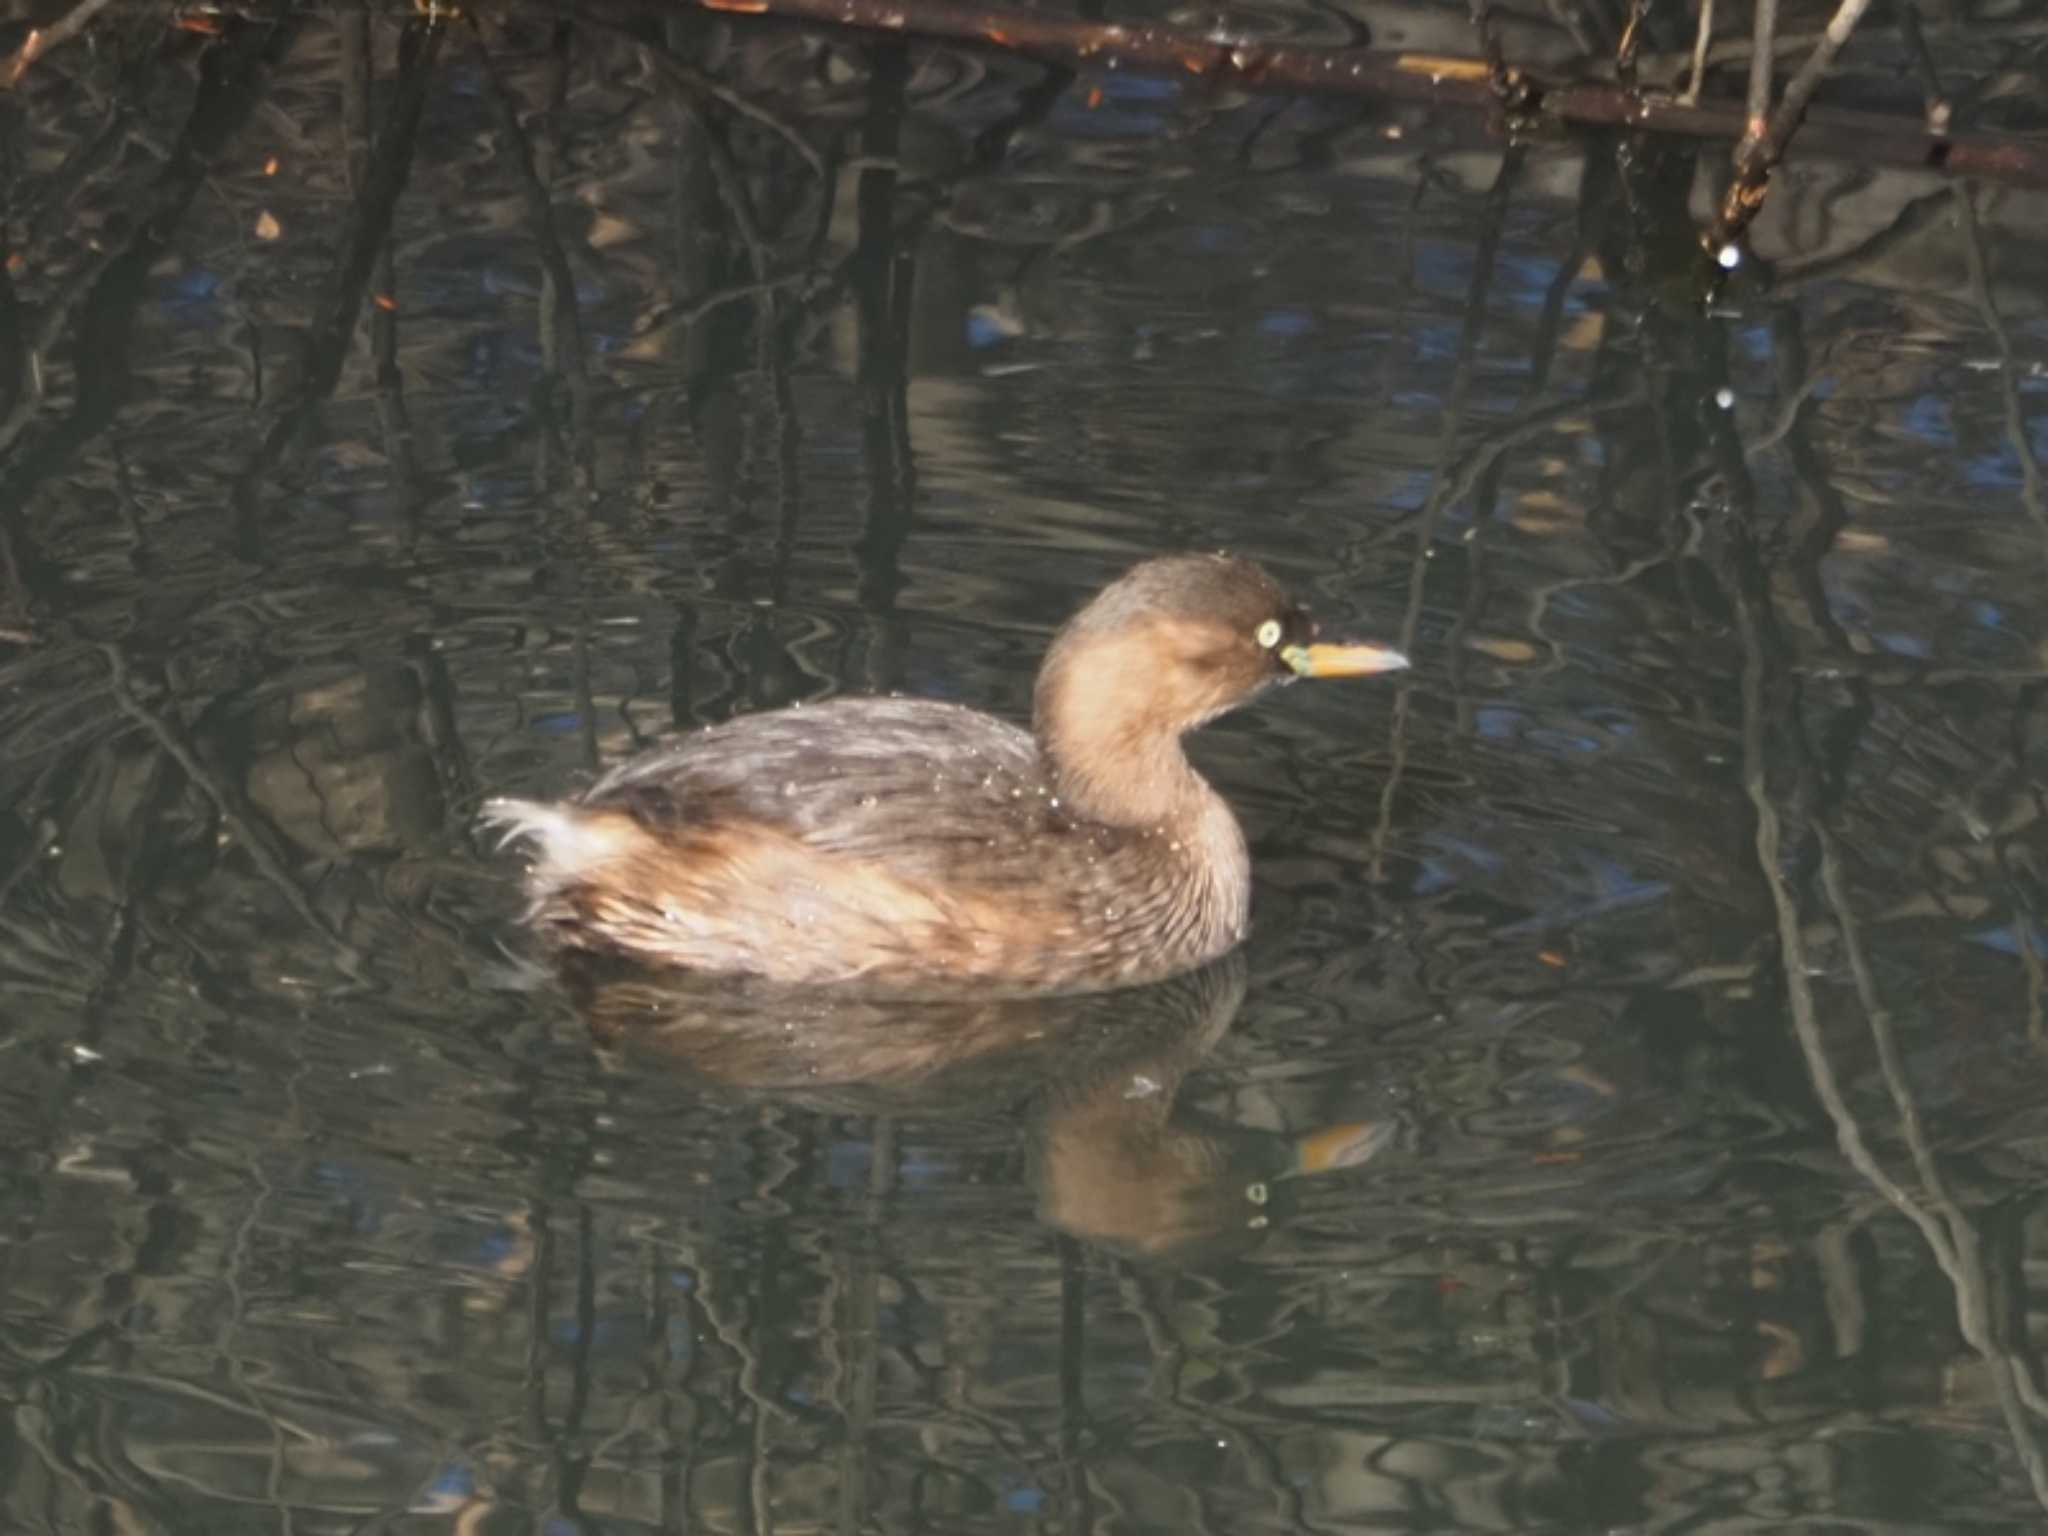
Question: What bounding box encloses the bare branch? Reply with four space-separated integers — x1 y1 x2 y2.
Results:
1719 0 1879 243
647 0 2048 192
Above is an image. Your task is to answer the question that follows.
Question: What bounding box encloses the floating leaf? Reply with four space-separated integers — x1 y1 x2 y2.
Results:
1466 635 1538 663
586 213 635 249
1757 1320 1803 1380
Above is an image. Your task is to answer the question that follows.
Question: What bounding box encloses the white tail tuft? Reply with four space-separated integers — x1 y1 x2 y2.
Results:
479 797 573 853
479 797 637 894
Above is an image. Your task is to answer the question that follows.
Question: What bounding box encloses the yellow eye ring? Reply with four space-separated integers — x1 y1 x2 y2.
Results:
1256 619 1283 649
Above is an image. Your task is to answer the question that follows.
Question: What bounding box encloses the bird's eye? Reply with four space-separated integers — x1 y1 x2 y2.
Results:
1255 619 1283 649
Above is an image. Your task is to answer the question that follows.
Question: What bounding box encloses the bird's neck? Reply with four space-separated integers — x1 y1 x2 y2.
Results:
1034 640 1208 831
1046 727 1208 831
1036 661 1254 975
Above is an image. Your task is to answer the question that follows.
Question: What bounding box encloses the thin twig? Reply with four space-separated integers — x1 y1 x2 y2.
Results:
469 13 594 486
1543 0 1603 59
1369 149 1522 884
834 1117 894 1535
1614 0 1645 86
1818 831 1953 1212
2015 900 2047 1046
0 815 56 914
1820 828 2048 1430
634 273 817 341
232 12 442 548
577 10 825 178
1756 0 1877 157
1526 507 1699 676
1 7 302 550
1055 1235 1096 1536
1 0 119 89
1682 0 1714 104
1466 0 1532 109
1424 379 1645 530
1898 1 1951 138
13 91 132 248
1741 0 1777 147
218 1068 310 1536
97 644 362 974
1719 0 1879 242
1953 184 2048 570
1635 9 2048 84
1742 370 1829 461
1746 309 1855 696
1772 188 1950 291
1728 511 2048 1495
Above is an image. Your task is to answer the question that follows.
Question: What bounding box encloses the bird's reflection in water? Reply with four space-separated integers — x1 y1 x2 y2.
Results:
559 953 1395 1266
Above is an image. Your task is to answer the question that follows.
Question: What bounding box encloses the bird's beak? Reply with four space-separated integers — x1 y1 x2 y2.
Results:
1280 641 1410 679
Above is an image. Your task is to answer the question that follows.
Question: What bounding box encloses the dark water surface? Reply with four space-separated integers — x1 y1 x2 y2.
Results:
6 2 2048 1530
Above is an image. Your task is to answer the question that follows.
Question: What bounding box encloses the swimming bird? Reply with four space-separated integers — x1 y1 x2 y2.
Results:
483 553 1406 995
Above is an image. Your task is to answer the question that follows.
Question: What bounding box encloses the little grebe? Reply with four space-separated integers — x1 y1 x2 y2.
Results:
483 554 1406 994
